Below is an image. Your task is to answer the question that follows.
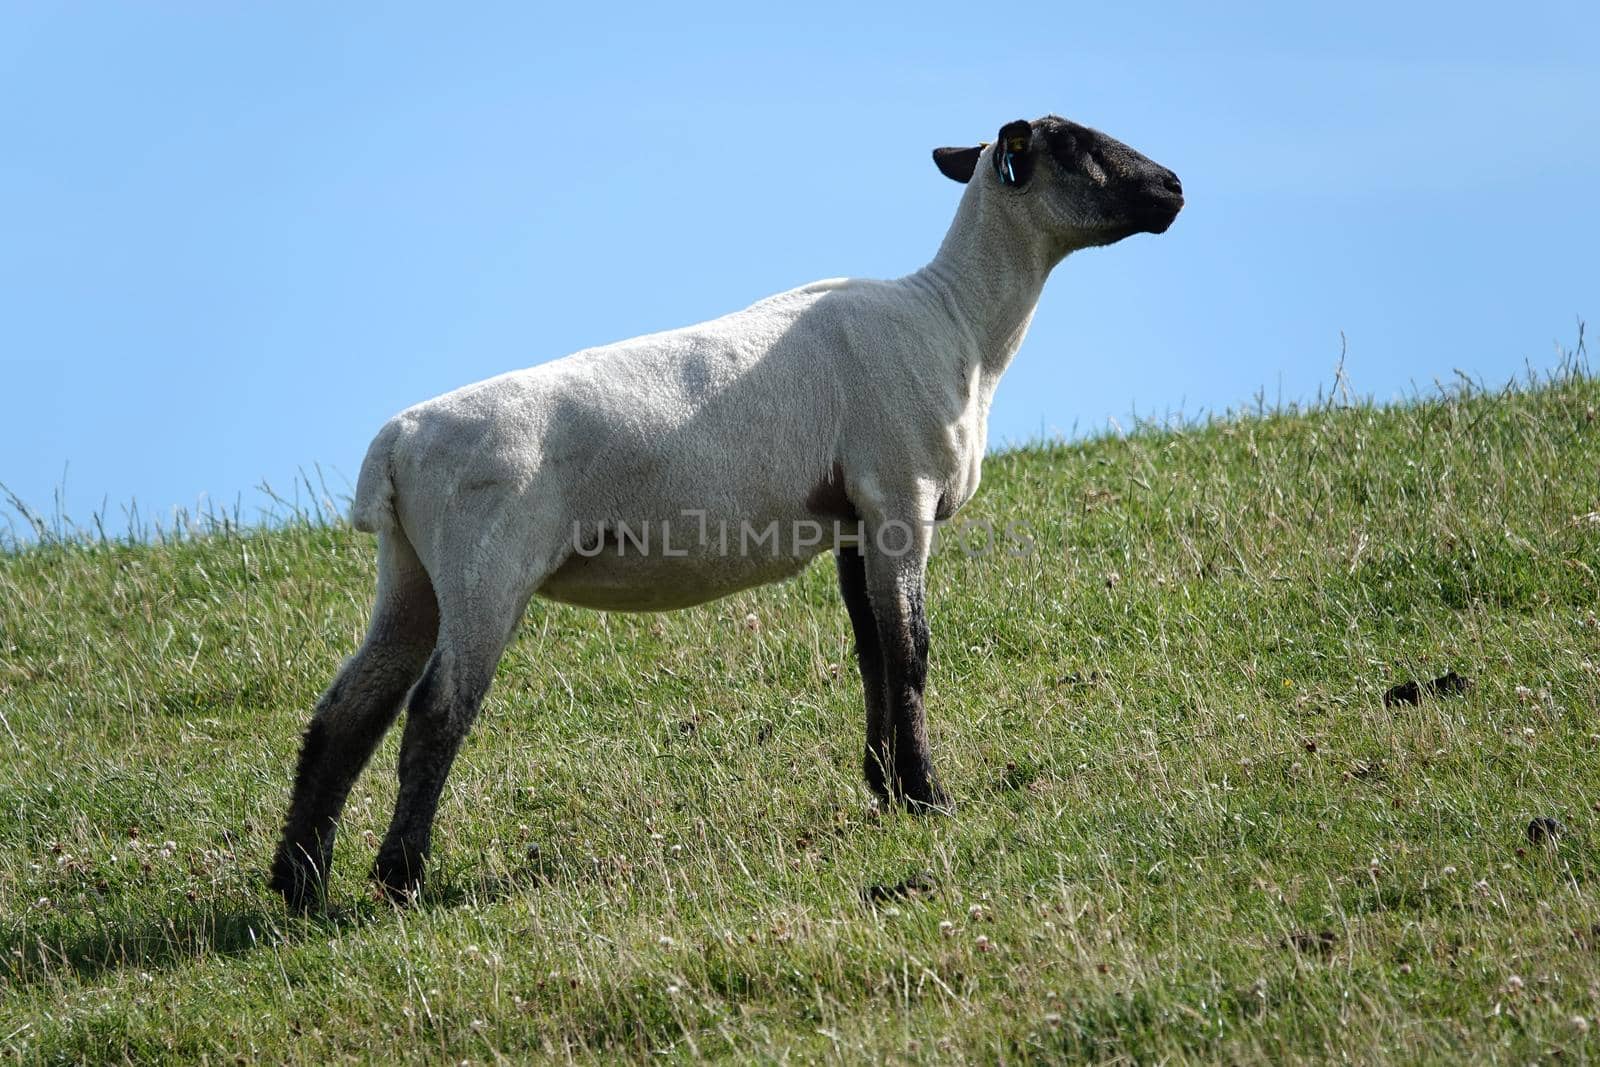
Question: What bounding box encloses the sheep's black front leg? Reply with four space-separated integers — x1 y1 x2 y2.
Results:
858 539 950 811
836 545 891 799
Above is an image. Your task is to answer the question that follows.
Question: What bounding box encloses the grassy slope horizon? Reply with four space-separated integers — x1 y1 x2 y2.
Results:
2 368 1599 1063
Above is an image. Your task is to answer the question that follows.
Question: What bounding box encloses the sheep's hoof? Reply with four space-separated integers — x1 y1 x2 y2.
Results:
902 784 954 816
880 775 955 814
267 853 326 914
371 847 425 905
864 758 891 802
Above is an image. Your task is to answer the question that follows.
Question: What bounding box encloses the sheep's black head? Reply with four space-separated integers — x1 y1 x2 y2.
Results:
933 115 1183 249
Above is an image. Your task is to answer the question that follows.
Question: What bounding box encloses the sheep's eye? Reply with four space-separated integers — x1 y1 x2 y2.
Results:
1082 151 1109 184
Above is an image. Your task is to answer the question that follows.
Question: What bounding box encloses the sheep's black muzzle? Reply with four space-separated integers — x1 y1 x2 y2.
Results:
1138 169 1184 234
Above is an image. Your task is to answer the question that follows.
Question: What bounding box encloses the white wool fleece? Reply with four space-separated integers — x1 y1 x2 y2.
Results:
350 145 1056 616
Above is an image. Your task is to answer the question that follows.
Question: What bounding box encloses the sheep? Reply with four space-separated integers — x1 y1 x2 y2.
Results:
269 114 1183 908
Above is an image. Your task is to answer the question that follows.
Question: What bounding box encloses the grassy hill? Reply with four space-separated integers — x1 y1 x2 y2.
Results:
3 369 1598 1064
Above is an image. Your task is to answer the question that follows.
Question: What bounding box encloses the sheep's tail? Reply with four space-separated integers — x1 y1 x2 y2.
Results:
350 419 402 535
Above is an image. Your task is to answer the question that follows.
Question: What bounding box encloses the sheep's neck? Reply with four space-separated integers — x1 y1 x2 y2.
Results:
909 187 1060 399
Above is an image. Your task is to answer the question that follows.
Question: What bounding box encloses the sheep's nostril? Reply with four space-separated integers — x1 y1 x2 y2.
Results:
1162 174 1183 196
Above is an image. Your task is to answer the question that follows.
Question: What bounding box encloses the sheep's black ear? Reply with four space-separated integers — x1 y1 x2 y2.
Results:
932 145 982 184
992 119 1035 187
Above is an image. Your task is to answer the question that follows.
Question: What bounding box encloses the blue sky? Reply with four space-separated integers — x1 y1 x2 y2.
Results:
2 2 1596 536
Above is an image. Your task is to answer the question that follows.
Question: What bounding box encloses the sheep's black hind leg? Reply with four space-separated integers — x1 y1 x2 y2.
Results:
369 554 536 904
270 532 438 910
836 545 892 800
368 633 512 902
369 513 563 903
370 643 500 902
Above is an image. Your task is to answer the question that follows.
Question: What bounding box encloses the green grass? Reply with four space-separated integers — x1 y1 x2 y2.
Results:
3 369 1599 1064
